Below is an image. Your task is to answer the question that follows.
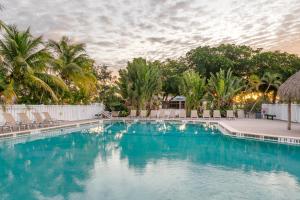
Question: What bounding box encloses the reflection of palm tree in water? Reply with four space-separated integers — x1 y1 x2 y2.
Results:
0 133 102 199
116 122 300 180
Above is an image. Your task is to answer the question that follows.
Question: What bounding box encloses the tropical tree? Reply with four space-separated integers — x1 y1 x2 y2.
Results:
207 69 244 110
0 23 67 104
261 72 282 101
117 58 162 115
179 71 206 116
160 58 189 100
48 36 97 103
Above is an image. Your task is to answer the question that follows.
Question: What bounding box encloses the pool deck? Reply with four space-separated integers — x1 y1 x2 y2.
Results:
1 118 300 145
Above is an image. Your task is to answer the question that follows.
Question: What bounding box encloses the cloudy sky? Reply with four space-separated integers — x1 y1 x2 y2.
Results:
1 0 300 71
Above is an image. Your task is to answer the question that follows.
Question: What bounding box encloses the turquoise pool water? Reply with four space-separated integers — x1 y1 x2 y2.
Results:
1 121 300 200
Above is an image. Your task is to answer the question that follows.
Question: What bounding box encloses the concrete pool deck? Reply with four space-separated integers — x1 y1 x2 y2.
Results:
1 118 300 145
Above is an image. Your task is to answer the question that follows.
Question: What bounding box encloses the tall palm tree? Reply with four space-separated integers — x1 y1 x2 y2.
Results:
0 23 67 104
261 72 282 102
117 58 162 115
179 70 206 116
249 72 282 112
48 36 97 103
208 69 243 109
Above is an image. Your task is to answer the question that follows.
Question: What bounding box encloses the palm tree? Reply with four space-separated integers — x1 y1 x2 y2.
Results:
208 69 243 110
48 36 97 103
261 72 282 102
117 58 162 115
0 23 67 104
179 70 206 116
249 72 282 112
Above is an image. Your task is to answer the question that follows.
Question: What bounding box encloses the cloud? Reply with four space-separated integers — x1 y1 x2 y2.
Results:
0 0 300 72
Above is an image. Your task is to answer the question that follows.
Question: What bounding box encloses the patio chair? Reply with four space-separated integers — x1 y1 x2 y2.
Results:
1 113 21 132
158 110 165 118
169 109 176 119
129 110 136 118
18 113 36 129
202 110 211 119
140 110 147 118
43 112 61 125
237 110 245 118
213 110 221 119
111 111 120 118
191 110 198 118
179 109 186 118
150 110 158 118
164 110 170 118
226 110 235 120
32 112 51 127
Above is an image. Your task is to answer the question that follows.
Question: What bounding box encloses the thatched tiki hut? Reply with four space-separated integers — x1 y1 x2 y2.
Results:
278 71 300 130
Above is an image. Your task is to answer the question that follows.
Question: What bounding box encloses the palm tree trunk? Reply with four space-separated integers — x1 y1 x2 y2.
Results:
288 99 291 130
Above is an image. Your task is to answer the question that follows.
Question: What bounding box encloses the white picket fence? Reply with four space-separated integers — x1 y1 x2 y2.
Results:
0 104 104 123
262 104 300 122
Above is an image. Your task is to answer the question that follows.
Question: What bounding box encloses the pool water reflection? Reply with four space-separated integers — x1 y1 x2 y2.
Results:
0 121 300 200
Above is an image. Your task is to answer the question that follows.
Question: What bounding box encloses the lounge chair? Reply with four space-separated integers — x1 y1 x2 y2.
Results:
226 110 235 120
158 110 165 118
213 110 221 119
164 110 170 118
32 112 51 127
202 110 211 119
237 110 245 118
140 110 147 118
111 111 119 118
43 112 61 125
150 110 158 118
179 109 186 118
18 113 36 129
191 110 198 118
1 113 21 132
129 110 136 118
169 110 176 119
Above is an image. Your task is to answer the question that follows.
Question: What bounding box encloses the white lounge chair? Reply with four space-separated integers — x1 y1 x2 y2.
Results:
43 112 61 125
150 110 158 118
140 110 147 118
202 110 211 119
1 113 21 132
226 110 235 120
169 110 176 119
111 111 120 118
164 110 170 118
237 110 245 118
129 110 136 118
32 112 51 127
158 110 165 118
18 113 36 129
179 109 186 118
191 110 198 118
213 110 221 119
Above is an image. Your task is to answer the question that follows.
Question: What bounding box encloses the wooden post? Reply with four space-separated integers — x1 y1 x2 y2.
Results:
288 99 291 130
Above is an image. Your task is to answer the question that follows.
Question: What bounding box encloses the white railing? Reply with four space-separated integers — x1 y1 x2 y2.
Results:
0 103 104 123
262 104 300 122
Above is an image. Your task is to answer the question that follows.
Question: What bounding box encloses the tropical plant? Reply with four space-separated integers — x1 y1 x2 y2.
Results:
208 69 244 110
48 36 97 103
117 58 162 115
0 23 67 104
179 70 206 116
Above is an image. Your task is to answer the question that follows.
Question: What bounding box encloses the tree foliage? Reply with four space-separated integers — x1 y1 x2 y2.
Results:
179 71 206 115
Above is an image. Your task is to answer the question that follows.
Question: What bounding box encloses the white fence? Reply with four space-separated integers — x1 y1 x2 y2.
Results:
262 104 300 122
0 104 104 123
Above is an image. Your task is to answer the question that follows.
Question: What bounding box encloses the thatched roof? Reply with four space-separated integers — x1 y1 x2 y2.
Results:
278 71 300 101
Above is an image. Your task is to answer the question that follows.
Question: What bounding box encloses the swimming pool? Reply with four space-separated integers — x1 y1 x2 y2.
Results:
1 121 300 200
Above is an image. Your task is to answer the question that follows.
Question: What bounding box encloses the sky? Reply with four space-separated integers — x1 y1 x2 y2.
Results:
1 0 300 72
